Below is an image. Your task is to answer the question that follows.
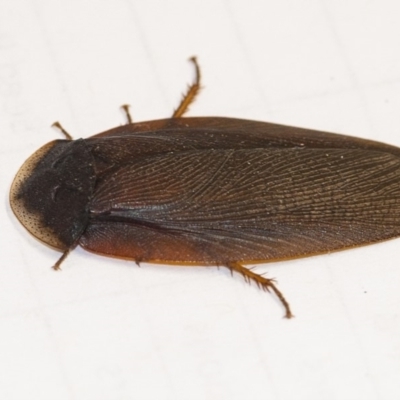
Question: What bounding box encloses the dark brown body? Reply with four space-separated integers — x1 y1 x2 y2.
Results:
10 59 400 318
12 116 400 263
84 118 400 263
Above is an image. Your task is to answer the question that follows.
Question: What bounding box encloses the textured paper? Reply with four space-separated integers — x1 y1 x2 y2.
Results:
1 1 400 399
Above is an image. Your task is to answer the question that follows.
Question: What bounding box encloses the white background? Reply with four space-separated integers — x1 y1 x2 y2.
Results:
1 1 400 399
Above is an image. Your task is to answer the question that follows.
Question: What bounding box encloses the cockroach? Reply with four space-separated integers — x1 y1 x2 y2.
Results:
10 57 400 318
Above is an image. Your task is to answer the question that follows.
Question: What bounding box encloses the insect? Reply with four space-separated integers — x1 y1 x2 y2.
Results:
10 58 400 318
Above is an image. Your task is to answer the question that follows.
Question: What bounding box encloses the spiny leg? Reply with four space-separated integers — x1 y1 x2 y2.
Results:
172 56 201 118
226 262 294 319
52 121 73 140
121 104 133 124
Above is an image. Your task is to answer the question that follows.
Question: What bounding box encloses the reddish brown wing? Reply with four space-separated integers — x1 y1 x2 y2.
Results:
85 118 400 176
90 117 400 155
79 146 400 264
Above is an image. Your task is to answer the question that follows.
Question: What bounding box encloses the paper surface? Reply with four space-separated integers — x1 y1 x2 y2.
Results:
1 1 400 399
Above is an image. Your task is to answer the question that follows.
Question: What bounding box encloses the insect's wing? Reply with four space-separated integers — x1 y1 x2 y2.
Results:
80 147 400 264
90 117 400 156
86 117 400 178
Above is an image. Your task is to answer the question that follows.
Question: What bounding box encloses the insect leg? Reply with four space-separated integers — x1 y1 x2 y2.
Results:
121 104 133 124
172 57 201 118
52 122 73 140
52 238 80 270
52 248 71 270
226 262 294 319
